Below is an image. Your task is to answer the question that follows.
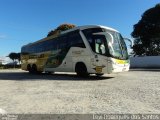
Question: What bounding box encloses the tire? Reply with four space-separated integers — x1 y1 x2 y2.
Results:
45 71 54 75
27 64 32 74
96 73 104 77
31 64 38 74
75 63 89 77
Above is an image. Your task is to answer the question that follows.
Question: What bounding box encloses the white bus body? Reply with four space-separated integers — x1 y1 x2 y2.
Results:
21 25 130 76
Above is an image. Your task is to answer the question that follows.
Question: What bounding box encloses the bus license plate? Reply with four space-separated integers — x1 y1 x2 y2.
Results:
96 66 102 73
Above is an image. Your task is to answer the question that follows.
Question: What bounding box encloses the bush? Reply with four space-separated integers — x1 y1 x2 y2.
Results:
47 23 76 37
0 64 21 69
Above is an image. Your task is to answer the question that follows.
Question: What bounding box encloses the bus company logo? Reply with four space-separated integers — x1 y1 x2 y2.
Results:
72 50 84 55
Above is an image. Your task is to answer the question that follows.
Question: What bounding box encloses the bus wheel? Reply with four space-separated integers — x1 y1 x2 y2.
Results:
96 73 104 77
45 71 54 74
75 63 89 77
27 64 32 73
32 64 38 74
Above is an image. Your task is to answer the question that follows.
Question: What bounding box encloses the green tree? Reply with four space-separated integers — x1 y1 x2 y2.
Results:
8 52 17 68
47 23 76 37
8 52 17 62
131 4 160 56
16 53 21 64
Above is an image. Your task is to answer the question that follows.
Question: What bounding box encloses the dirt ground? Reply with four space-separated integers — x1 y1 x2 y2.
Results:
0 69 160 114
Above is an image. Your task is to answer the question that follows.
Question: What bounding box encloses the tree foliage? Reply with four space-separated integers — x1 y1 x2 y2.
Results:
8 52 17 62
8 52 21 63
131 4 160 56
16 53 21 63
47 23 76 37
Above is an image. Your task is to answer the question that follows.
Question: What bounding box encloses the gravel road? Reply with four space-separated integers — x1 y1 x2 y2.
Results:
0 69 160 114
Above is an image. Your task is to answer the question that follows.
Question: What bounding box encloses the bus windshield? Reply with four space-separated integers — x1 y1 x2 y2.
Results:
106 31 128 60
82 28 128 60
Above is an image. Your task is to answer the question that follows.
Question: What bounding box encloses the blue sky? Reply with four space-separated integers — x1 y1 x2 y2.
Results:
0 0 159 56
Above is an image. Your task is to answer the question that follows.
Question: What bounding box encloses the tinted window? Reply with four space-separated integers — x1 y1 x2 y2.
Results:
21 30 85 54
67 31 85 48
93 35 109 55
82 28 103 51
58 36 67 49
82 28 103 40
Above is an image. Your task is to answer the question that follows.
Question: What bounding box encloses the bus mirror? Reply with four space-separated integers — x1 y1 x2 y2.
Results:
123 38 133 48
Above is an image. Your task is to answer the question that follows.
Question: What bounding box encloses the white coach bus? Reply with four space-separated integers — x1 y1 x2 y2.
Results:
21 25 130 76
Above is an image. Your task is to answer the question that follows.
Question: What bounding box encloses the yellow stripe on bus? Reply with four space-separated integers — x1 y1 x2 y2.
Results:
115 59 128 64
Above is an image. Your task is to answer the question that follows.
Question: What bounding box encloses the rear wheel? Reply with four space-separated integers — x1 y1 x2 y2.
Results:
75 63 89 77
32 64 38 74
27 64 32 73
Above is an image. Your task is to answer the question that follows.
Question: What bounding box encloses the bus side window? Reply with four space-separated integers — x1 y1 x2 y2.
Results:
59 36 67 49
51 38 58 51
94 35 108 55
68 31 85 48
82 28 103 52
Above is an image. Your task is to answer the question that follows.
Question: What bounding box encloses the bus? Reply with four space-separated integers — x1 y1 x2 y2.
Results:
21 25 130 76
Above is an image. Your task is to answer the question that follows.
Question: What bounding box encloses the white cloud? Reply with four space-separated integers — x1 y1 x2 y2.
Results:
0 56 12 64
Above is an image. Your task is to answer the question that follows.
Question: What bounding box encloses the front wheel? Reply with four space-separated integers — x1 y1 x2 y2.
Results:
75 63 89 77
96 73 104 77
45 71 54 75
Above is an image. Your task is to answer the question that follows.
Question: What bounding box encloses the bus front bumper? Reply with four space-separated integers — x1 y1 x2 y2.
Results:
111 64 130 73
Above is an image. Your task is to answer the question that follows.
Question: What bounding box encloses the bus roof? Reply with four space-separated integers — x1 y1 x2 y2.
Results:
22 25 119 47
61 25 119 34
